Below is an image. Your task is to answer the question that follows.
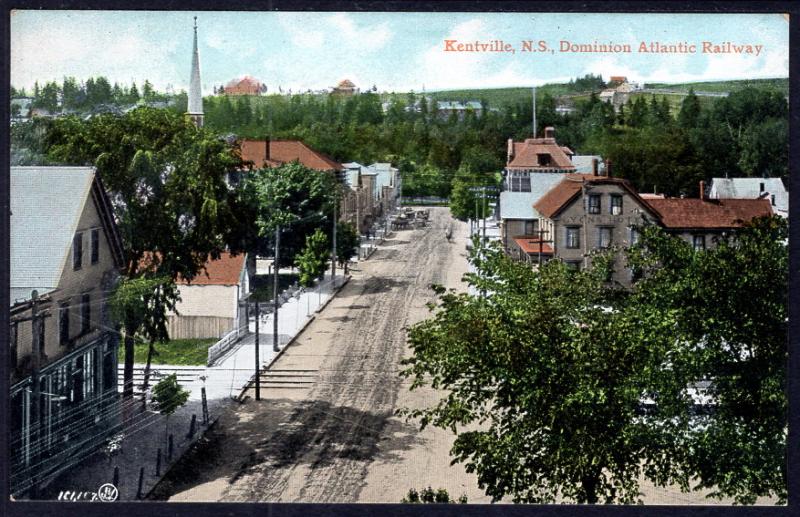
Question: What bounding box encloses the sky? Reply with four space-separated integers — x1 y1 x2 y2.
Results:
10 11 790 94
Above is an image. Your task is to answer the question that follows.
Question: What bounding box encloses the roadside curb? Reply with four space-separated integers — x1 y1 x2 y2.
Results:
237 274 351 400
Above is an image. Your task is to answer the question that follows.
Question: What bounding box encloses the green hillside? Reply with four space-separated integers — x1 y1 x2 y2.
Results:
643 78 788 95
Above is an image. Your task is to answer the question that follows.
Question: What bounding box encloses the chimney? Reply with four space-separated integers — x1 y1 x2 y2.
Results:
591 158 599 176
507 138 515 164
544 126 555 140
699 180 705 200
605 159 612 177
265 137 270 163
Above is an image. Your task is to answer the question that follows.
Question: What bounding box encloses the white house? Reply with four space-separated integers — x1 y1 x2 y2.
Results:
709 177 788 218
168 252 250 339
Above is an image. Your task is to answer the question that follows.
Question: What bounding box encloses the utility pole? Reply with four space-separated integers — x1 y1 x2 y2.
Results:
332 186 338 288
254 298 260 401
273 226 280 353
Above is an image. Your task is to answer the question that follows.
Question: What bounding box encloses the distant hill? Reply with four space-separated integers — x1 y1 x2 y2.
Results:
425 78 788 108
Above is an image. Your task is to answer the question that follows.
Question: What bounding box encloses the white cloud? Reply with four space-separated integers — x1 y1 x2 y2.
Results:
11 14 180 90
328 13 392 50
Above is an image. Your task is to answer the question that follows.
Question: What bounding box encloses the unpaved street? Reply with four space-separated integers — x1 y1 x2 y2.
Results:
151 207 763 505
155 207 491 503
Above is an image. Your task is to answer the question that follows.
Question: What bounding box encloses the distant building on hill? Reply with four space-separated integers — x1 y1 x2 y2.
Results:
223 76 266 96
331 79 359 96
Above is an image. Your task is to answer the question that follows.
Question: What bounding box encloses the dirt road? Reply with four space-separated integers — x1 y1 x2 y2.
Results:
152 206 766 505
155 207 489 503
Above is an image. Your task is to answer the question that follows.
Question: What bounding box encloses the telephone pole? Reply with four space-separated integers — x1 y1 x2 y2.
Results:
254 298 260 401
273 226 280 353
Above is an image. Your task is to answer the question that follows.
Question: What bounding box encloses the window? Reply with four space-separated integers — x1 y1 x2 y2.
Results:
598 227 613 248
588 194 601 214
72 233 83 270
537 153 552 166
103 349 115 392
81 293 91 334
610 195 623 215
630 227 640 246
524 220 539 235
566 227 580 249
71 356 84 405
759 182 765 192
565 260 581 271
37 318 46 361
91 229 99 264
9 323 18 370
59 301 70 346
83 349 95 399
693 235 706 251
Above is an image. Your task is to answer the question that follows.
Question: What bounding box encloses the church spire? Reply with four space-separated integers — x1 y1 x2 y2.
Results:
187 16 204 127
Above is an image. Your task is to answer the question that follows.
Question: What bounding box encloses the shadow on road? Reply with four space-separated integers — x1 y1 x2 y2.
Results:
148 398 419 500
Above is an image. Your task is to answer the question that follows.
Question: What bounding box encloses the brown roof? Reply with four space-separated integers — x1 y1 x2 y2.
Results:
514 237 554 255
507 137 577 170
137 252 246 286
644 198 772 229
337 79 356 88
179 252 246 286
239 139 343 171
533 175 661 220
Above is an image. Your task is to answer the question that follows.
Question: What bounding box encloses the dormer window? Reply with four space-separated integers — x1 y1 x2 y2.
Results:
537 153 552 166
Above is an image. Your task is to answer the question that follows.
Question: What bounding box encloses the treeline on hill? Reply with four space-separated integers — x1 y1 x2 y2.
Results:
12 75 788 200
11 76 187 113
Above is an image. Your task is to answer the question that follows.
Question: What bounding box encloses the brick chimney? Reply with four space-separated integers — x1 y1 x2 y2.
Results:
699 180 705 200
592 158 599 176
507 138 515 164
605 159 612 177
544 126 555 140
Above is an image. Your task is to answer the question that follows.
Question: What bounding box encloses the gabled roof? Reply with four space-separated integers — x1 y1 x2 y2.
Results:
534 175 660 220
709 177 787 208
239 139 343 171
178 252 246 286
643 198 772 229
507 137 577 170
10 167 124 304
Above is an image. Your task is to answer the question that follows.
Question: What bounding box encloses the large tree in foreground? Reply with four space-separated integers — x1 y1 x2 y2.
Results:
46 107 243 398
401 216 787 504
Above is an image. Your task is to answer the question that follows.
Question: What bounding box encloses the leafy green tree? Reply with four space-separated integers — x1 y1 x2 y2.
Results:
45 107 242 398
402 216 787 504
626 217 788 504
335 222 360 273
152 373 190 447
401 244 679 504
295 228 329 287
737 118 788 178
109 276 179 394
242 162 335 267
142 80 155 102
401 487 468 504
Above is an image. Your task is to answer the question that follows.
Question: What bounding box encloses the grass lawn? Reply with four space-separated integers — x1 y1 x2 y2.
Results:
118 338 217 366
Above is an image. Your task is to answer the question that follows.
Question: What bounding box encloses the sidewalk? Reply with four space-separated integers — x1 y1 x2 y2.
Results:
37 273 351 501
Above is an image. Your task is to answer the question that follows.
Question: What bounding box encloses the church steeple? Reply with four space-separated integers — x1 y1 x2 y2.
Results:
187 16 204 127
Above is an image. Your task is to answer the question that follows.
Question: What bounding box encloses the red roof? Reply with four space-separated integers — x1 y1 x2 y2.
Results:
137 252 246 285
534 175 660 220
507 137 577 170
239 139 343 171
644 198 772 229
179 252 246 286
224 76 262 95
514 237 554 255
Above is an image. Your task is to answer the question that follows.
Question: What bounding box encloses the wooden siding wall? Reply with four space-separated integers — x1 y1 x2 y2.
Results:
167 315 234 340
